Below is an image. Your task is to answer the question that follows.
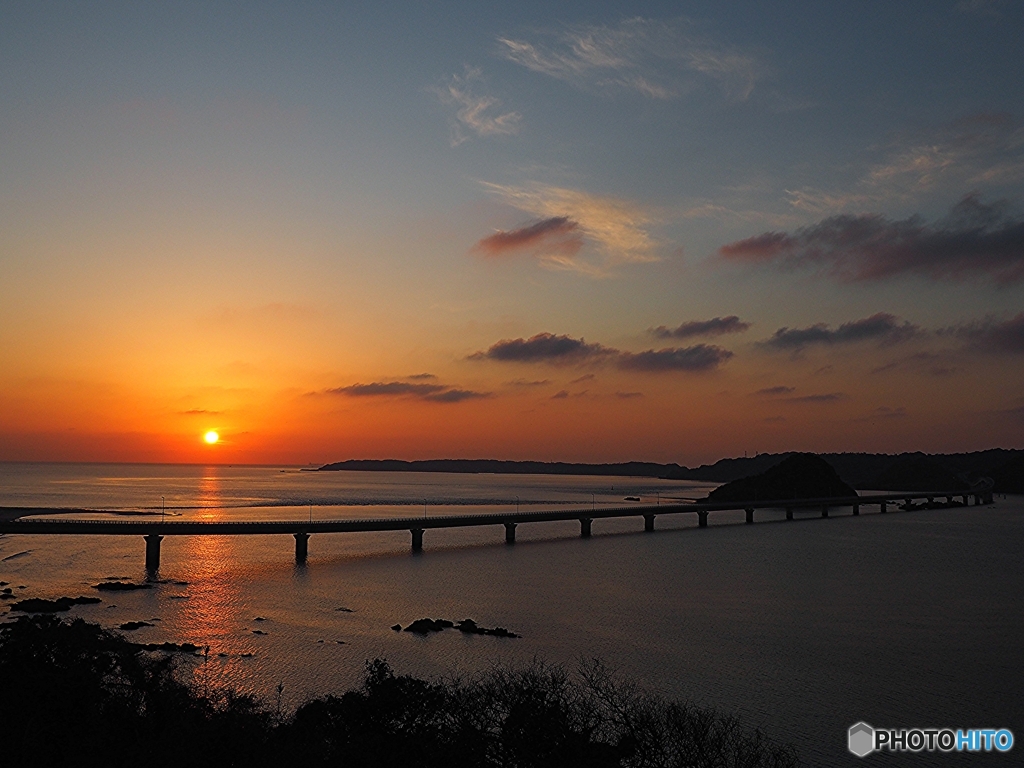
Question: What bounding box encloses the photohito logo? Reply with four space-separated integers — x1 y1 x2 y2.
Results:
848 723 875 757
848 722 1014 757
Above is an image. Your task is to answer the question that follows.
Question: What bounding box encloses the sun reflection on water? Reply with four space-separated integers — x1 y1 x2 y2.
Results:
175 499 260 691
196 468 223 520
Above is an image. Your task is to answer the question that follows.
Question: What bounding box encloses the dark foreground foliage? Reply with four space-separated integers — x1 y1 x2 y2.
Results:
0 616 798 768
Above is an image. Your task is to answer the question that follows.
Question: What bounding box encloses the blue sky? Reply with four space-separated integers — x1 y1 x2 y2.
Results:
2 1 1023 463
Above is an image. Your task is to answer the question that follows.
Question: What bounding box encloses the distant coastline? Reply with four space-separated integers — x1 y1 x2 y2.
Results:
315 458 681 478
318 449 1024 492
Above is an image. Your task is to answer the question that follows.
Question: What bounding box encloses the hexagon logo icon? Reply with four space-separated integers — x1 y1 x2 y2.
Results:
848 722 875 757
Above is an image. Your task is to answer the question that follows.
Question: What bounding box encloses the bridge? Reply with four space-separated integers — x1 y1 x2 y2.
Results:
0 490 992 572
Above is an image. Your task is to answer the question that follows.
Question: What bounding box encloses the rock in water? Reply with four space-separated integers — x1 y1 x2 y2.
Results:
135 641 200 653
403 618 453 635
118 621 154 631
9 596 101 613
93 582 152 592
396 617 521 638
707 453 856 503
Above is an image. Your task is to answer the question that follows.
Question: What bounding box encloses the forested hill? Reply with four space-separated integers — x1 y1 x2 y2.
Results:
317 450 1023 492
667 449 1023 492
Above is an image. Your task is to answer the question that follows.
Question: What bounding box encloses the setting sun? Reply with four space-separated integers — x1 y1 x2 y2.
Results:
203 431 219 445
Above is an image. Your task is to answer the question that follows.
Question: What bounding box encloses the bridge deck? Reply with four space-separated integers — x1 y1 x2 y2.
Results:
0 491 977 536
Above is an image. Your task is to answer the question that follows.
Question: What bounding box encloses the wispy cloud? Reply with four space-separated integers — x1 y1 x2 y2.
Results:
783 188 876 216
470 333 613 363
471 332 732 373
504 378 552 388
678 199 800 228
424 389 490 403
752 386 795 396
498 17 764 101
762 314 922 351
942 312 1024 354
854 406 908 422
179 408 223 415
785 393 846 404
328 382 444 397
650 315 750 339
326 381 489 403
785 114 1024 215
721 195 1024 284
472 216 582 260
617 345 733 372
871 352 958 377
436 67 520 146
480 182 659 276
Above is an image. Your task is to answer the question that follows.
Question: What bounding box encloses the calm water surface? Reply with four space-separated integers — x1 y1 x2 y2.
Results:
1 463 1021 766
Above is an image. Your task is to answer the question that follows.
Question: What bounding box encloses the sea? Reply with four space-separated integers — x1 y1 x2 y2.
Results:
0 462 1021 766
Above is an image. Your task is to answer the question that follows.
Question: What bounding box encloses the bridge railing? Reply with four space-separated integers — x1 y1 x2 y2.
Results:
0 489 990 570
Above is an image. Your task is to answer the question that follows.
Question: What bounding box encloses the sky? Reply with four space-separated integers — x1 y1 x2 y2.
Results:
1 0 1023 466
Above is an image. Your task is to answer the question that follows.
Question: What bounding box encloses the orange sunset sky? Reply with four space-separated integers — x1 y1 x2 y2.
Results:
2 2 1023 466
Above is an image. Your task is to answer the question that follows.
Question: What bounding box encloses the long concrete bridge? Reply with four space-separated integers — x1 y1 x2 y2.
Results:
0 490 992 572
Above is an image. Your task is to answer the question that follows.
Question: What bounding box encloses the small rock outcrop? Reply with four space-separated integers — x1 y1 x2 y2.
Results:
93 581 152 592
118 621 154 631
9 596 102 613
403 618 454 635
455 619 520 638
135 641 200 653
394 617 520 638
707 453 856 503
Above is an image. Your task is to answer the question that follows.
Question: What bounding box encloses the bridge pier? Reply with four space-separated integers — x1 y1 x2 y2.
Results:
644 514 656 532
144 534 162 572
504 522 517 544
745 508 754 524
294 532 309 564
697 510 708 528
580 518 592 538
821 505 829 518
411 528 424 552
852 504 859 516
